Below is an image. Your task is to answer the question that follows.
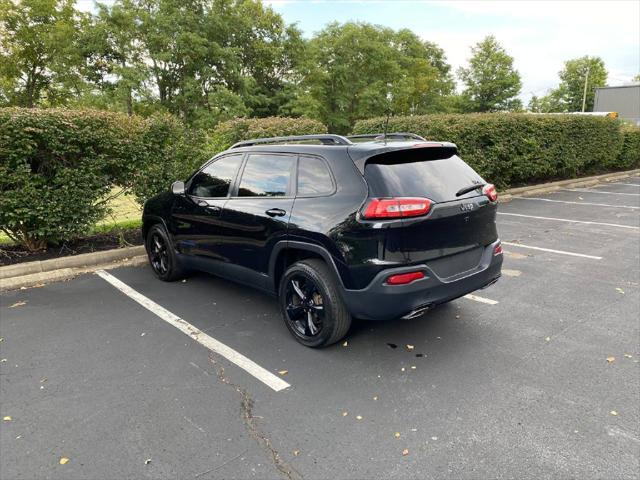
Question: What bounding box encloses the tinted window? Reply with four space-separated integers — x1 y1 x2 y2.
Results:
238 154 294 197
189 155 243 198
297 156 333 196
365 155 485 203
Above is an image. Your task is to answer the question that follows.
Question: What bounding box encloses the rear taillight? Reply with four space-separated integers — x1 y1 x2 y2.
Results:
493 244 503 256
386 271 425 285
483 184 498 202
363 197 432 219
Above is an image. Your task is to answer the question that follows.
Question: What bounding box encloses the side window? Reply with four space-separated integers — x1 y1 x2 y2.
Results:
297 156 334 196
237 154 295 197
189 154 243 198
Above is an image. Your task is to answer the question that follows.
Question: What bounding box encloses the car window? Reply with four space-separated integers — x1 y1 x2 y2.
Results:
297 156 333 196
189 154 243 198
237 154 295 197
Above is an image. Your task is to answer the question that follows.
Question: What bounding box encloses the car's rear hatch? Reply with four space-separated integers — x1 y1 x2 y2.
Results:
361 145 499 279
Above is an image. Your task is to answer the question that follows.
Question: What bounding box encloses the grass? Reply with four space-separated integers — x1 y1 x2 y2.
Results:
0 189 143 246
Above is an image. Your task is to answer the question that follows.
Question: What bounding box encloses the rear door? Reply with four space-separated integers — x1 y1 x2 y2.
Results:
218 153 296 275
364 150 498 278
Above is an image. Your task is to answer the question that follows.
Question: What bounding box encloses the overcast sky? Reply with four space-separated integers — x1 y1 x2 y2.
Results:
79 0 640 103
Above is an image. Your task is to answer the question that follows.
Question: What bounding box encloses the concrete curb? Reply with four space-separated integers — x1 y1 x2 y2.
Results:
500 168 640 202
0 255 147 291
0 245 145 280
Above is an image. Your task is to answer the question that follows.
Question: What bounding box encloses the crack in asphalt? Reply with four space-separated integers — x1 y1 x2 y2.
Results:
208 354 303 480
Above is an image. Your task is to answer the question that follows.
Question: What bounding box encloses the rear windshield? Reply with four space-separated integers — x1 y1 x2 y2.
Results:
364 154 485 203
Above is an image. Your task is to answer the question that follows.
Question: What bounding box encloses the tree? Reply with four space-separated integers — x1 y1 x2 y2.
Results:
0 0 87 107
288 22 455 133
457 36 522 112
634 74 640 83
528 56 608 113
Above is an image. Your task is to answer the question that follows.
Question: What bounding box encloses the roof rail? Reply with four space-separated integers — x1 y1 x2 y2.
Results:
347 132 426 142
230 134 352 149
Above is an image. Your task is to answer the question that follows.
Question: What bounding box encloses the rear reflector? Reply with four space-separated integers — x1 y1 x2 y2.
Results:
363 197 432 219
386 271 425 285
493 244 503 256
483 184 498 202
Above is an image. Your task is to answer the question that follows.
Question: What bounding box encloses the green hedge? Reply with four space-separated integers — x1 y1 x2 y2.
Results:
209 116 327 152
352 114 638 188
0 108 201 250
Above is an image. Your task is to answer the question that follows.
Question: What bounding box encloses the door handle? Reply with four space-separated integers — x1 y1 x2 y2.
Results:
196 199 221 213
265 208 287 217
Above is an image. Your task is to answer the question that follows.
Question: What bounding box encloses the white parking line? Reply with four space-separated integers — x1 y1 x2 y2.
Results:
564 188 640 196
514 197 639 210
463 294 499 305
612 183 640 187
95 270 290 392
501 242 602 260
498 212 640 230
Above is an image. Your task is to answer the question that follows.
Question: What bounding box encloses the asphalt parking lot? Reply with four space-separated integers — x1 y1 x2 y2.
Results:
2 177 639 480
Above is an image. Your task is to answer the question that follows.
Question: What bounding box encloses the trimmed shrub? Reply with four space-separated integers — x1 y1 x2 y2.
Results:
209 116 327 152
0 108 148 250
618 125 640 170
352 113 635 188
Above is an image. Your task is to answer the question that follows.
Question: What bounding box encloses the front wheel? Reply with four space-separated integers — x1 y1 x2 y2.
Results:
145 224 186 281
279 259 352 348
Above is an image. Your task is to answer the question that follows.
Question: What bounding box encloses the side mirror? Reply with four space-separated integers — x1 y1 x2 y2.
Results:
171 181 185 195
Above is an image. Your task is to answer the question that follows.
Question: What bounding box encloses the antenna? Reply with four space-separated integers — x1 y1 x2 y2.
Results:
382 110 391 146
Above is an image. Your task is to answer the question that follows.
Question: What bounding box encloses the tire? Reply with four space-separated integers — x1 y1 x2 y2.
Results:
278 259 352 348
145 224 187 282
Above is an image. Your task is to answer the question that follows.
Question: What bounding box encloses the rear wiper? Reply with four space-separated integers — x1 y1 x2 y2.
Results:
455 183 486 197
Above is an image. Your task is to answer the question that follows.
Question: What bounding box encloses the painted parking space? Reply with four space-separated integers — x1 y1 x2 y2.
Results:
1 181 639 479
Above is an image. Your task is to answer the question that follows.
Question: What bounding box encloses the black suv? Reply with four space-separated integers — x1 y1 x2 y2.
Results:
142 133 502 347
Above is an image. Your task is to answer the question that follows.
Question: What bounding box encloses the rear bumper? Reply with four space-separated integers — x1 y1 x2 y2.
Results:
340 240 503 321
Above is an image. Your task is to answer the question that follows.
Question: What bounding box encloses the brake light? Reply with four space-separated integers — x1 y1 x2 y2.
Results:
386 271 425 285
483 184 498 202
494 244 503 256
363 197 431 219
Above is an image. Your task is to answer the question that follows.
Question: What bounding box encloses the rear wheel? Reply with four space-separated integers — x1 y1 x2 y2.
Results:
279 259 352 348
145 224 186 281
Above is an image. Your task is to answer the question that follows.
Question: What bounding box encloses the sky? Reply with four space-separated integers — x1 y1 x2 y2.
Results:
78 0 640 104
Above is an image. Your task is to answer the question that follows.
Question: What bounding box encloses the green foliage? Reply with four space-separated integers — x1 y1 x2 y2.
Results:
209 116 327 152
530 56 608 112
457 36 522 112
618 125 640 169
0 108 145 250
288 22 455 134
0 108 200 250
353 113 635 188
0 0 88 107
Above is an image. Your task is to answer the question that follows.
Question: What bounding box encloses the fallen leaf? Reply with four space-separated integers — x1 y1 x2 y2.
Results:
606 356 615 363
545 337 551 342
3 416 11 421
0 337 4 342
293 450 300 457
410 428 417 432
431 436 438 441
9 301 26 308
624 353 632 358
386 343 398 349
342 411 348 417
394 432 401 438
415 353 424 358
455 315 460 319
181 279 187 283
402 448 409 456
342 341 348 347
356 415 363 420
406 344 414 351
0 359 6 363
278 370 288 376
616 288 625 294
401 367 406 372
40 377 47 383
372 396 378 401
144 459 151 465
578 196 584 200
140 332 146 337
59 457 69 465
410 366 417 370
610 410 618 416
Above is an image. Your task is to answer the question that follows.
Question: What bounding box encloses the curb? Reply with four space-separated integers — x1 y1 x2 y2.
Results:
0 255 147 291
0 245 145 280
500 168 640 202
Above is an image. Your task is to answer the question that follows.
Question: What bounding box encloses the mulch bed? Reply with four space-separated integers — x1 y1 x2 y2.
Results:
0 229 143 266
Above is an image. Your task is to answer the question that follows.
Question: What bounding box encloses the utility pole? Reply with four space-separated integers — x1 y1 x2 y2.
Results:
581 63 591 112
